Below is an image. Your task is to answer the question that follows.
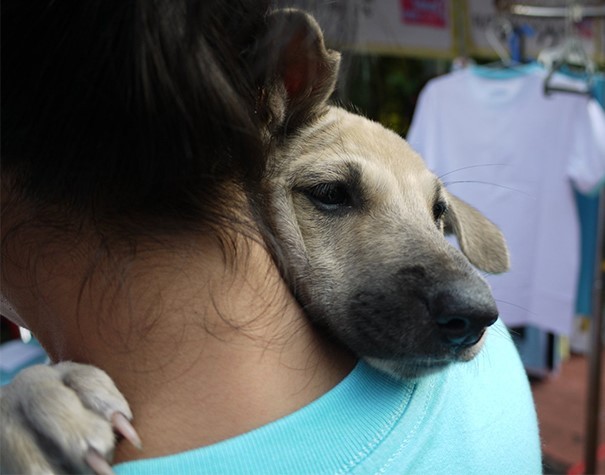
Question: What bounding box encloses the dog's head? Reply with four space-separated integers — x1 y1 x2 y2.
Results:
256 10 510 378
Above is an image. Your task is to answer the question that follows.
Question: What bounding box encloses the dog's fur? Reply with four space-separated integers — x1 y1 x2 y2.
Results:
0 10 509 473
257 10 508 378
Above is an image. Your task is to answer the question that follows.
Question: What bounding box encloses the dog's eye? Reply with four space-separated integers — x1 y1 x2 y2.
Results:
433 200 448 222
304 183 352 211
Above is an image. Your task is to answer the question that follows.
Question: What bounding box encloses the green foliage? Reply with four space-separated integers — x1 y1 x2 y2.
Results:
341 54 446 137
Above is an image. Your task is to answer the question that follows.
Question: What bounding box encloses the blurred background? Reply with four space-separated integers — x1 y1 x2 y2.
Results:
282 0 605 473
2 0 604 473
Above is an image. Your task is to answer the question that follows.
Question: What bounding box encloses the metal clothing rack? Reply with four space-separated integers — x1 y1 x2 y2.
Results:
506 3 605 19
495 3 605 472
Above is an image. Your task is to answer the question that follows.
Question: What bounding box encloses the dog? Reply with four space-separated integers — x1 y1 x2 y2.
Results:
0 9 509 473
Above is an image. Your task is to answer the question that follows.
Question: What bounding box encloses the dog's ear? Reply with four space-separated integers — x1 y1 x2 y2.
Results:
255 9 340 133
444 192 510 274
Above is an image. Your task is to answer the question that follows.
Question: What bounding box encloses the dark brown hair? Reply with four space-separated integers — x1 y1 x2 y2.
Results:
2 0 272 237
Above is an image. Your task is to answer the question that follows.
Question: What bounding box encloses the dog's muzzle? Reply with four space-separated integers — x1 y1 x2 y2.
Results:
343 262 499 368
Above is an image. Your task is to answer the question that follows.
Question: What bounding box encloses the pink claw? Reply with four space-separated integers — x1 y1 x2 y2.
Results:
85 449 115 475
111 412 143 450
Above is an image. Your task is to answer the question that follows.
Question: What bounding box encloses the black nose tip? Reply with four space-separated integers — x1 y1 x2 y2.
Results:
436 315 497 346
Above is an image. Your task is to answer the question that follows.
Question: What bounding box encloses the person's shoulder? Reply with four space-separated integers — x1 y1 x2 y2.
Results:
0 338 48 386
114 327 542 475
351 321 542 474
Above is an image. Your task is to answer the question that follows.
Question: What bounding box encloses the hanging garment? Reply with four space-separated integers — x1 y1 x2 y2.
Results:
407 66 605 336
576 74 605 318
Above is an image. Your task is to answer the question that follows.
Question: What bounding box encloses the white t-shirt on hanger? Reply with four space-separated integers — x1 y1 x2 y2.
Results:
407 66 605 335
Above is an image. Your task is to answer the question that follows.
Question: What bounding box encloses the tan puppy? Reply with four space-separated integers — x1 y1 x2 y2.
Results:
258 10 508 378
0 9 509 473
265 108 507 378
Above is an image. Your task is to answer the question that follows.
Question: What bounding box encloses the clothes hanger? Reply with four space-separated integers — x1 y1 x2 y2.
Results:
471 15 536 79
485 16 516 67
485 14 535 64
539 3 594 96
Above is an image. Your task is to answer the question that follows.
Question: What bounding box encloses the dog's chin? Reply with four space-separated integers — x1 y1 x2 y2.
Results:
364 333 488 380
364 356 451 379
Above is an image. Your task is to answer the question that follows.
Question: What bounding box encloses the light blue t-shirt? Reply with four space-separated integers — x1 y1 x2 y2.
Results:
114 319 541 474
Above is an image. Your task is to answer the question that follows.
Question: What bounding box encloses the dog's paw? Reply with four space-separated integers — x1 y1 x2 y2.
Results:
0 362 140 474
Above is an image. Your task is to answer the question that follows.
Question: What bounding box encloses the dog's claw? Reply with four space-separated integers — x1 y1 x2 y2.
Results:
85 448 116 475
112 412 143 450
0 362 132 474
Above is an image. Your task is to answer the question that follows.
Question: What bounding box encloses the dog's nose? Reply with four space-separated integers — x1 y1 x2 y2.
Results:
430 276 499 348
436 314 497 346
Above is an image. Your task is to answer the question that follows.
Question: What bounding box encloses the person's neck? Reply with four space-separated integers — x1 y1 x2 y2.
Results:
111 240 355 462
114 318 354 462
5 229 356 462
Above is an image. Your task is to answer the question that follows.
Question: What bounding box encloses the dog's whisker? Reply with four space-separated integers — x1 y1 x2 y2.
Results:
491 324 516 339
442 180 535 198
437 163 509 180
493 298 538 317
474 345 496 375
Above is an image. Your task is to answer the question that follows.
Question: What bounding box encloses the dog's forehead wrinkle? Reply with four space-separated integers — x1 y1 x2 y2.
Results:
327 109 424 161
286 159 361 188
292 106 424 163
284 112 344 158
284 108 438 209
